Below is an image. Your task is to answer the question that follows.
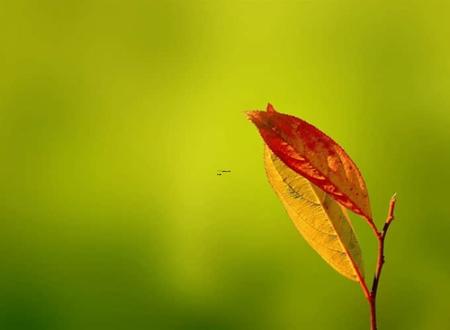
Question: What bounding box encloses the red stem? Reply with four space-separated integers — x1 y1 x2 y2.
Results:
364 194 397 330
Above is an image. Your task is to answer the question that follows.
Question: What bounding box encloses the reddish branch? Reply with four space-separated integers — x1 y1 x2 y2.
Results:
360 194 397 330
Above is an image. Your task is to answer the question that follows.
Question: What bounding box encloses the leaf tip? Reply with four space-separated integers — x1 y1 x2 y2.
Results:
266 103 277 113
245 110 264 125
245 110 255 120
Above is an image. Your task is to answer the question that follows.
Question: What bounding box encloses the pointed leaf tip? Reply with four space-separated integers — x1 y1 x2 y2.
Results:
246 110 265 126
266 103 276 112
245 111 256 122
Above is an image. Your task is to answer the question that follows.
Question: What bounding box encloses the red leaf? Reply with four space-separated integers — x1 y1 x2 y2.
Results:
247 104 372 221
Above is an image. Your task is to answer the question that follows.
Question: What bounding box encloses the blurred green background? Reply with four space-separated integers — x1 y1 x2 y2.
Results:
1 0 449 329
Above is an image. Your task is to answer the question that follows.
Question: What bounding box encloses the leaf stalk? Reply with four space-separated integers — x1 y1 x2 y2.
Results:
364 194 397 330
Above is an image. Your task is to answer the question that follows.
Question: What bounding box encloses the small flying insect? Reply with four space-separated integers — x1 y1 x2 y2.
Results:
217 169 231 176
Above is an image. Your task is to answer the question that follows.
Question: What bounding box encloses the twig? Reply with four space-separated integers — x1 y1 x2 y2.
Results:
364 194 397 330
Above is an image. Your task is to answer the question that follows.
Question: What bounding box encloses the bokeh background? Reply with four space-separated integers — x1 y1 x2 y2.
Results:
1 1 449 329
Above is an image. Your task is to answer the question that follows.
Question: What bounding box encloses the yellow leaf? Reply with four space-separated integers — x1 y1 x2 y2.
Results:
265 147 364 281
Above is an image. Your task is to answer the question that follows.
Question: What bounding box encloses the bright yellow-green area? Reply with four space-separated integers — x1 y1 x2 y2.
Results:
265 148 364 282
0 1 449 329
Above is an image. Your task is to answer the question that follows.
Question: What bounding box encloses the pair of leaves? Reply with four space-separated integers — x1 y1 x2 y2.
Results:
247 104 371 281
